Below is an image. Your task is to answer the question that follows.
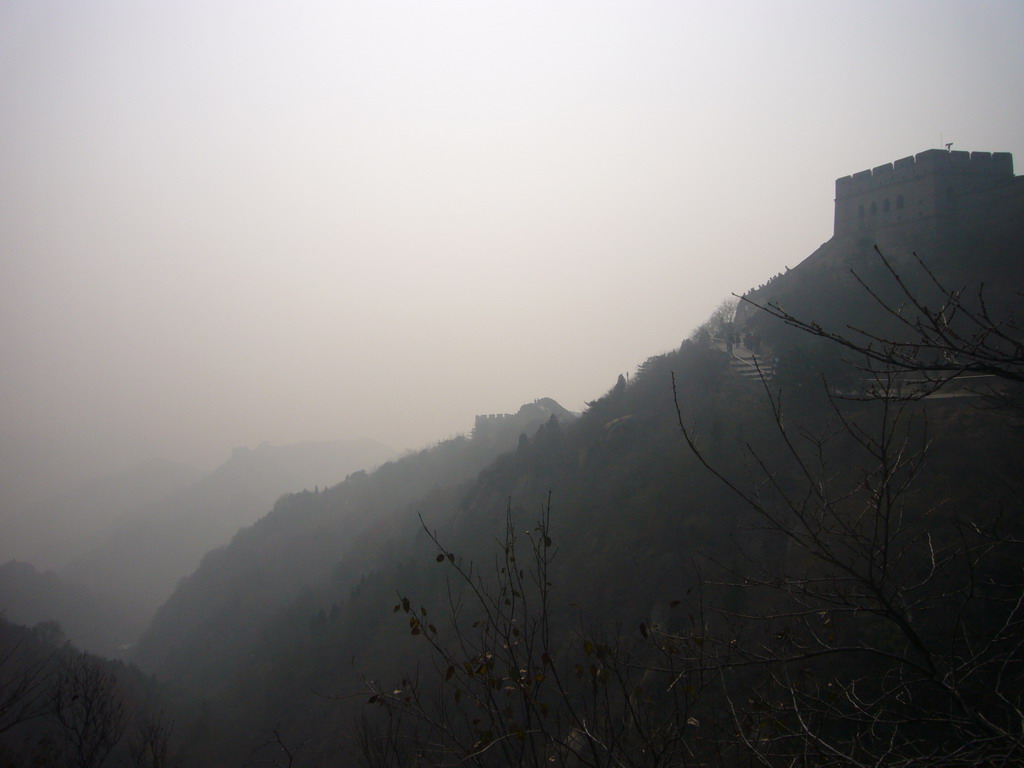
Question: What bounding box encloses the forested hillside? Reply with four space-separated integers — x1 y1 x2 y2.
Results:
4 211 1022 767
0 616 174 768
133 401 575 695
0 439 396 658
59 438 397 644
128 229 1023 765
5 2 1023 764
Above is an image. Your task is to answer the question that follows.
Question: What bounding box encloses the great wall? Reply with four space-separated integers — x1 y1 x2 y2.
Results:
833 148 1019 237
729 148 1024 392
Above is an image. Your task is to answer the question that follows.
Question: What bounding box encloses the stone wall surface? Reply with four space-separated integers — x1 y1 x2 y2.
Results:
833 149 1015 236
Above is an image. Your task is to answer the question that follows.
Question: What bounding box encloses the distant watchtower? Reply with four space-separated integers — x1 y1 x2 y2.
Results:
833 149 1015 237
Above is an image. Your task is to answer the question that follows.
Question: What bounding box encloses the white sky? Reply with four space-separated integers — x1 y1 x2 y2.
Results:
2 0 1023 506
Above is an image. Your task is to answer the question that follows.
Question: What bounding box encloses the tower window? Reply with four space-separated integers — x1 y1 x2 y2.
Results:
870 201 877 216
896 195 904 210
883 198 890 213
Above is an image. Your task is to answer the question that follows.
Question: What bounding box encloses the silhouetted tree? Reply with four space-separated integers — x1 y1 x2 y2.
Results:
362 499 714 767
51 651 127 768
675 365 1024 766
0 620 58 736
365 251 1024 768
744 247 1024 397
672 249 1024 765
128 710 176 768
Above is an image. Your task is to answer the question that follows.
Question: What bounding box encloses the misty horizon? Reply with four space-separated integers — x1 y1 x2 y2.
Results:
4 1 1024 511
2 4 1024 764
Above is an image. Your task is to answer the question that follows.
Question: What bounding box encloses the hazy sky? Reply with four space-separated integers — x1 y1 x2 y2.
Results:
2 1 1023 507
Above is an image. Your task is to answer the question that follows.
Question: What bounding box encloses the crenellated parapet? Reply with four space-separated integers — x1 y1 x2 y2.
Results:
833 149 1015 236
472 413 513 438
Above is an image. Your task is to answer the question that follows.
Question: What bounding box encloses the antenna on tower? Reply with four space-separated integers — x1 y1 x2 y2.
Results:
945 142 954 152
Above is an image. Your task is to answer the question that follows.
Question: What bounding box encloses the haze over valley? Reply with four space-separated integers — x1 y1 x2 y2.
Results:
2 2 1024 766
4 1 1023 511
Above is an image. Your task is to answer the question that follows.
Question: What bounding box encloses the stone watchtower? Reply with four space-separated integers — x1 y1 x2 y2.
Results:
736 147 1023 330
833 149 1015 237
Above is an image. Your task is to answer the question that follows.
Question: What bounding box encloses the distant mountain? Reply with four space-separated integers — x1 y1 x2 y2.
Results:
4 457 205 570
124 151 1024 767
133 401 574 691
0 560 136 658
138 338 1024 766
132 349 768 765
56 438 396 650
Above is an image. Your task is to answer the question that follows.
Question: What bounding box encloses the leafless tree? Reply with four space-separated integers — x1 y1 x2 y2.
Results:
244 726 313 768
692 297 740 348
673 354 1024 765
742 246 1024 396
0 632 55 735
361 498 714 767
367 249 1024 767
51 651 127 768
128 710 176 768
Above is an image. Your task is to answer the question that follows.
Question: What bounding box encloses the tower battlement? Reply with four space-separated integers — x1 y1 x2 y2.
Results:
833 149 1014 236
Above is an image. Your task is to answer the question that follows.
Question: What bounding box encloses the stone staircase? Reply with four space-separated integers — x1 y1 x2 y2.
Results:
728 343 774 382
